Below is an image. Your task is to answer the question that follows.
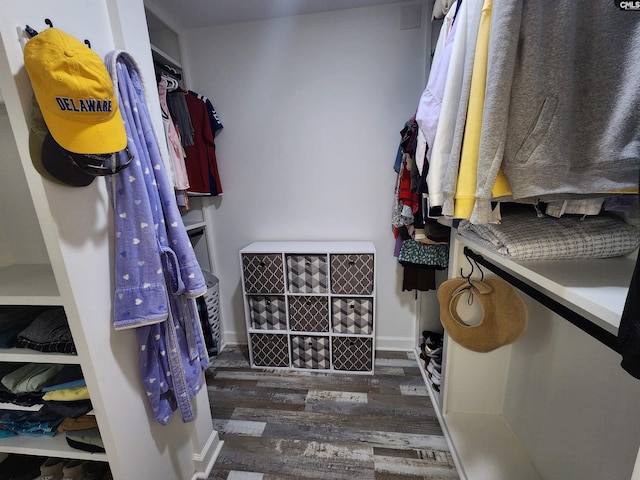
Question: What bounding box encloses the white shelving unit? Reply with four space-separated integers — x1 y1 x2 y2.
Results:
0 434 107 462
436 233 640 480
150 43 182 71
145 1 218 272
240 241 376 374
0 2 221 479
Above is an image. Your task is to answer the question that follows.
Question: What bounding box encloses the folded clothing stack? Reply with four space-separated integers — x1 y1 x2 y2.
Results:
0 306 43 349
15 307 77 354
0 306 76 354
0 362 46 408
458 207 640 260
0 409 65 437
0 363 92 439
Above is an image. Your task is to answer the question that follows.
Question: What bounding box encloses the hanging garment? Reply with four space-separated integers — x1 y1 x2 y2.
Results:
471 1 640 224
415 1 458 166
452 0 511 219
191 91 223 138
167 90 195 147
427 0 483 213
158 77 190 191
105 50 209 425
183 92 223 195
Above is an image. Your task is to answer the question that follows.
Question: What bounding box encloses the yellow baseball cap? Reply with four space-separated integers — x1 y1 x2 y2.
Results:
23 27 126 154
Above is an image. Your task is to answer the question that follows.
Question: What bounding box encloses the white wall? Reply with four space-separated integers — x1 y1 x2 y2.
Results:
181 2 430 349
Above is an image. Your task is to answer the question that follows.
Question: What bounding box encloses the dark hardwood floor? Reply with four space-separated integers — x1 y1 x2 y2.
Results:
205 347 459 480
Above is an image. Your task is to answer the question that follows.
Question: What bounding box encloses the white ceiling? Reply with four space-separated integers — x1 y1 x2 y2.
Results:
146 0 412 29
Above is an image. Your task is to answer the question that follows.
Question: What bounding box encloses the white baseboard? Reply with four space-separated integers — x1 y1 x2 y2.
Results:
222 330 247 346
191 431 224 480
375 335 416 351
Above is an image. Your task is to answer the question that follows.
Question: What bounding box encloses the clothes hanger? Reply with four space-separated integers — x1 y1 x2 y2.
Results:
160 74 179 92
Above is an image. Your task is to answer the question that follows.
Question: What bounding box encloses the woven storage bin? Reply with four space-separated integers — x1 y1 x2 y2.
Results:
250 333 289 367
331 298 373 335
332 336 373 371
202 270 221 354
286 255 328 293
290 335 330 369
242 254 284 293
330 254 374 295
288 296 329 332
248 296 287 330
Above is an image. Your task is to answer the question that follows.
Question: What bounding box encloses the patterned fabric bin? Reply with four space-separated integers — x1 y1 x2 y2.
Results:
250 333 290 367
248 296 287 330
330 254 374 295
286 255 328 294
332 337 373 371
288 296 329 332
203 274 221 350
331 298 373 335
290 335 330 369
242 254 284 294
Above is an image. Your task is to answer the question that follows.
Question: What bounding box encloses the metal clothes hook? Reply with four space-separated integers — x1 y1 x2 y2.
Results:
461 248 485 284
471 257 484 281
460 251 475 284
24 25 39 38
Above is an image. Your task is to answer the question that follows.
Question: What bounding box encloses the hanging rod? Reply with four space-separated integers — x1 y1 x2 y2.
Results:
187 226 205 239
462 246 620 353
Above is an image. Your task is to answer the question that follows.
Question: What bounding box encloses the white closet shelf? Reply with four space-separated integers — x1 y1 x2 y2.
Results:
456 233 634 336
0 348 80 364
151 44 181 70
442 412 542 480
184 221 206 232
439 234 640 480
0 434 108 462
0 264 61 305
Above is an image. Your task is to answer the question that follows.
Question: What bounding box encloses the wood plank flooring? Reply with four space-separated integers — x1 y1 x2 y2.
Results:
205 348 459 480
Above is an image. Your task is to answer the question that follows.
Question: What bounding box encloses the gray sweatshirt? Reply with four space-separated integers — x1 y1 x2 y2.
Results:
472 0 640 224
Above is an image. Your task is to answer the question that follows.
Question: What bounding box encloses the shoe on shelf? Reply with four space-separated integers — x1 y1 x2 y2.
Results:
422 330 443 343
420 342 442 359
422 330 443 348
1 455 44 480
62 460 86 480
39 458 65 480
430 357 442 370
84 462 109 480
425 345 443 357
9 456 46 480
429 369 441 383
427 359 441 375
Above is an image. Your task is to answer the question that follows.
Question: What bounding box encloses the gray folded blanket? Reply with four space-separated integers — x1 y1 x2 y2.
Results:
458 210 640 260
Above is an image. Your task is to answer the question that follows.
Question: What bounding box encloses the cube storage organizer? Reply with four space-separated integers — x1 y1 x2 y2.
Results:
240 241 376 373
